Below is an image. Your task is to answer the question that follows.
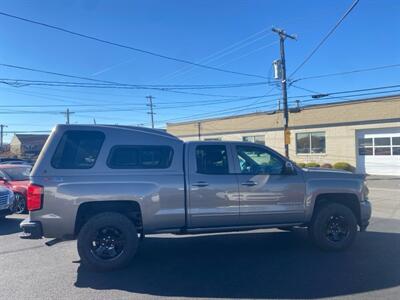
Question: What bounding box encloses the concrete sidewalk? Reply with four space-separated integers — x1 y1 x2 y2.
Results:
366 176 400 220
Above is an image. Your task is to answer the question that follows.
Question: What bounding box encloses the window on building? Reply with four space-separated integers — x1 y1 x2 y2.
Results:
107 146 173 169
358 138 373 156
196 145 229 174
242 135 265 145
51 131 105 169
204 137 221 141
236 145 283 175
393 137 400 155
359 136 400 156
296 132 326 154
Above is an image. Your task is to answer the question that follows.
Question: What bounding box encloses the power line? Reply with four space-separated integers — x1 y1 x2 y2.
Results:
0 78 268 90
160 29 273 82
0 11 267 79
291 63 400 83
291 89 400 105
0 63 261 98
289 0 360 78
163 84 400 123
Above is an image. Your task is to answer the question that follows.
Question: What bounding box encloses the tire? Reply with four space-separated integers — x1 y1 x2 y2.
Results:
308 203 357 251
77 212 139 271
13 193 27 214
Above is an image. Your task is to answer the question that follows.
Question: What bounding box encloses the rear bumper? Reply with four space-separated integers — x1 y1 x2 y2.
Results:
20 218 43 239
359 200 372 231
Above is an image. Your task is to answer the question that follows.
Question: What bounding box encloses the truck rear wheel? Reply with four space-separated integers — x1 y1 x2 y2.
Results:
309 203 357 251
77 212 138 271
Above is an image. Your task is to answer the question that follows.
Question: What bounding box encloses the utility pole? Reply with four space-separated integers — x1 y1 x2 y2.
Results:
272 27 296 158
0 124 7 150
197 122 201 140
146 96 155 128
61 108 74 125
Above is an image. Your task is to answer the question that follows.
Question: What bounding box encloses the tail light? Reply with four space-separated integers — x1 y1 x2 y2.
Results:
27 184 44 211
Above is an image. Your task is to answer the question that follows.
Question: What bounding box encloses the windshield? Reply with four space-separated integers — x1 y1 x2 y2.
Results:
1 166 31 181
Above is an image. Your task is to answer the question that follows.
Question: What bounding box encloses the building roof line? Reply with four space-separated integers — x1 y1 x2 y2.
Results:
167 94 400 126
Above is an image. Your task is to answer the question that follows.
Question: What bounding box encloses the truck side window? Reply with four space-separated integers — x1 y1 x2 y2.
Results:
236 145 283 175
107 146 173 169
51 131 105 169
196 145 229 174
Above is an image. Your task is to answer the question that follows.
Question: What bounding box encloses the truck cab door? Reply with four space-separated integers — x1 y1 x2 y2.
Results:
232 143 305 225
187 143 239 227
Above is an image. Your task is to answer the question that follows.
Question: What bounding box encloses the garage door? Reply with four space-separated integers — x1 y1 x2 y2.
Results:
356 128 400 175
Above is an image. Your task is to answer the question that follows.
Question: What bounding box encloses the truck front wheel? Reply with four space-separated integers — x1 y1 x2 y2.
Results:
309 203 357 251
77 212 139 271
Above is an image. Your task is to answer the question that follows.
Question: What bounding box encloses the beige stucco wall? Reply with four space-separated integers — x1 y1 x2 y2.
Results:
168 96 400 137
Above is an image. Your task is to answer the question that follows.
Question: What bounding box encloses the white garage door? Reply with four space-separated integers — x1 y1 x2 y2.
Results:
356 128 400 175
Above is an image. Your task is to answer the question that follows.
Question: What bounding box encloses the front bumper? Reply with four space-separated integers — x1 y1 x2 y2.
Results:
0 193 15 216
359 200 372 231
20 218 43 239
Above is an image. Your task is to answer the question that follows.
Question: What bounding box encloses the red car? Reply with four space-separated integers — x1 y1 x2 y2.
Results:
0 164 31 213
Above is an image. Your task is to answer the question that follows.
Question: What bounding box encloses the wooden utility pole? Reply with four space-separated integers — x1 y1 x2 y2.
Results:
146 96 155 128
197 122 201 140
0 124 7 149
61 108 74 124
272 27 296 158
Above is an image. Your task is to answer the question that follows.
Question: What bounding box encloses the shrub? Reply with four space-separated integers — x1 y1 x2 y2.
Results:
296 162 306 168
333 162 354 172
305 162 320 168
321 163 333 168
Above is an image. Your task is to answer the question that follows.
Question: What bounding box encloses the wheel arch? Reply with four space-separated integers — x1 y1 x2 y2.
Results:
311 193 361 226
74 200 142 237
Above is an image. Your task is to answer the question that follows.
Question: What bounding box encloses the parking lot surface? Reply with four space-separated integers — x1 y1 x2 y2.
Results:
0 176 399 300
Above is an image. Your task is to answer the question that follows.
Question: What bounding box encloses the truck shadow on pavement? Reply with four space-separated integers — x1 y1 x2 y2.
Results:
0 217 22 236
75 218 400 299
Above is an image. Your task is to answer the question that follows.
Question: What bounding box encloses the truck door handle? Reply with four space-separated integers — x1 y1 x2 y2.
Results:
192 181 209 187
241 180 257 186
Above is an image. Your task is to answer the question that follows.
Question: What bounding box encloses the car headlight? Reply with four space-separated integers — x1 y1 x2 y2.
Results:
8 190 15 204
362 183 369 201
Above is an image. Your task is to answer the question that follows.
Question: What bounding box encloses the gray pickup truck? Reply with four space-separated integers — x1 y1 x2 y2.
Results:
21 125 371 271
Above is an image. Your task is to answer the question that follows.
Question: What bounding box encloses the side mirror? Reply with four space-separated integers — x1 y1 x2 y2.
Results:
283 161 296 175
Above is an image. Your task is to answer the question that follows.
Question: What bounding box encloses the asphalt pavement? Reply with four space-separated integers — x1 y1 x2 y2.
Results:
0 176 399 300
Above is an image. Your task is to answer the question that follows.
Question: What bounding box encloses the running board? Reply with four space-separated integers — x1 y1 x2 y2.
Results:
177 222 304 235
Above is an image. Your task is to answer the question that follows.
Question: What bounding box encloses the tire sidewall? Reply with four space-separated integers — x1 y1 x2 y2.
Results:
77 212 138 271
310 203 357 251
14 193 26 214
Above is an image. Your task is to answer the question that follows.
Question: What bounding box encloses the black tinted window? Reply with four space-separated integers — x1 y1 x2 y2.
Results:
107 146 173 169
51 131 105 169
196 145 229 174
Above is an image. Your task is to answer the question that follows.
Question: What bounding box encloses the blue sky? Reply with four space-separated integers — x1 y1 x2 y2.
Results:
0 0 399 142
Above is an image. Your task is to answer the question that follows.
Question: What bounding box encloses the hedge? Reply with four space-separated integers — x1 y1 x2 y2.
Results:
333 162 354 172
321 163 333 168
305 162 320 167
